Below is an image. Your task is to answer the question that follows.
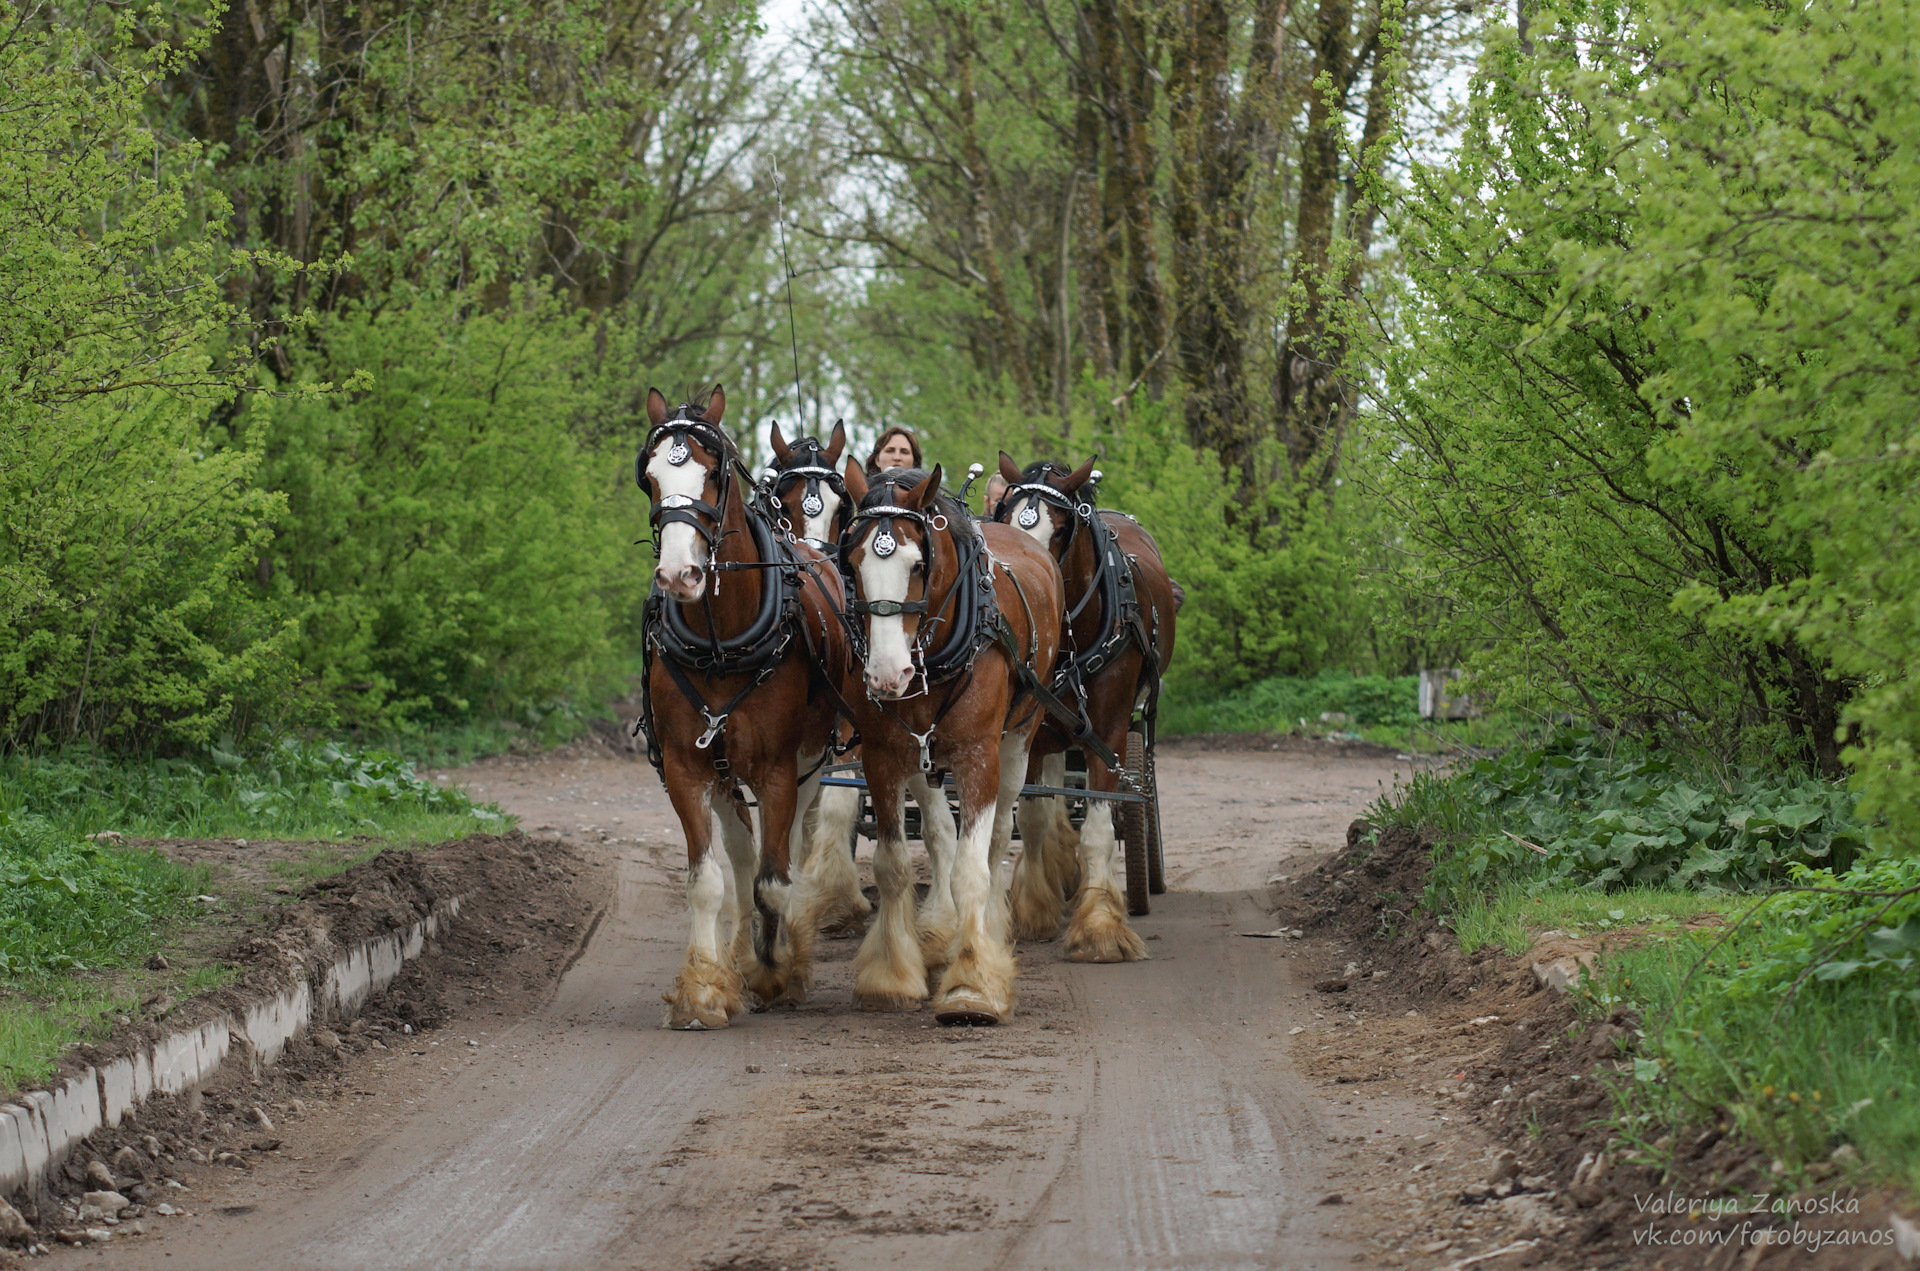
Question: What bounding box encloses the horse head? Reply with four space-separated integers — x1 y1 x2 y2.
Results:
638 385 733 602
768 418 849 548
994 451 1097 557
840 460 951 700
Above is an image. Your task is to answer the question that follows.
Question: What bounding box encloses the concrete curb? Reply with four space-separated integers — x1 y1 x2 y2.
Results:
0 897 460 1200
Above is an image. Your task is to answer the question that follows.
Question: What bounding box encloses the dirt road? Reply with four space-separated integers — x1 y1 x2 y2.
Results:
90 737 1488 1271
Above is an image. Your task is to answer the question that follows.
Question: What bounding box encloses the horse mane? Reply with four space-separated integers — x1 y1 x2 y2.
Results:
1017 459 1073 486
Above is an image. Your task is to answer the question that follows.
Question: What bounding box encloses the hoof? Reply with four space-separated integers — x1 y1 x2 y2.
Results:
1064 887 1149 963
1064 925 1150 963
855 992 925 1012
933 992 1002 1026
665 1006 730 1030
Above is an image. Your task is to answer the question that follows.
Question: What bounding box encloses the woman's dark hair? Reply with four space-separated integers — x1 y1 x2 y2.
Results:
864 426 923 474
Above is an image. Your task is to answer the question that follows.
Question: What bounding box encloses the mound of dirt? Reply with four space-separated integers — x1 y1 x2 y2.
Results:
1270 822 1917 1270
5 832 605 1244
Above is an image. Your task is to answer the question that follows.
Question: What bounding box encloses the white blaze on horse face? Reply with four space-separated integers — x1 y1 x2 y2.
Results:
858 534 923 699
1012 494 1053 550
802 487 841 545
649 441 711 601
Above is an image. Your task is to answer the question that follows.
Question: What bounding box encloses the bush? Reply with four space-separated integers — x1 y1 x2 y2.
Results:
251 297 647 729
0 9 303 749
1079 395 1373 692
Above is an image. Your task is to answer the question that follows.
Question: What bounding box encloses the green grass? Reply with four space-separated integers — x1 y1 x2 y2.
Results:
1373 731 1919 1194
1446 879 1731 956
0 738 506 842
1585 859 1920 1189
0 736 512 1097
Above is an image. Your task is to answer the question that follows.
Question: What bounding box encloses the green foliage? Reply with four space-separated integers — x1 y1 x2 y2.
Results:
1362 0 1851 774
0 6 305 749
1078 394 1373 691
251 298 646 729
0 816 200 977
1380 733 1863 907
1600 856 1920 1182
1161 670 1418 736
0 739 502 841
1587 0 1920 852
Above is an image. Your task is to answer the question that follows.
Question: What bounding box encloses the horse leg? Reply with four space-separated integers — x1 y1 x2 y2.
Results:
745 757 804 1007
662 774 745 1030
1010 781 1065 941
934 734 1025 1024
780 752 829 997
1063 756 1148 964
796 782 871 935
712 786 759 978
910 771 958 973
1037 752 1083 900
852 768 928 1010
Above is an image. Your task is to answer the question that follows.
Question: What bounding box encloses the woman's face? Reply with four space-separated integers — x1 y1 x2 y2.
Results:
876 434 915 470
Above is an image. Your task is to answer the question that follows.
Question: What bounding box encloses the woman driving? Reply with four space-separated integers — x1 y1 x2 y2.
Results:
865 426 923 474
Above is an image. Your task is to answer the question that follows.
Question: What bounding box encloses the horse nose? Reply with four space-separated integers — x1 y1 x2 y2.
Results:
654 563 706 597
866 666 911 699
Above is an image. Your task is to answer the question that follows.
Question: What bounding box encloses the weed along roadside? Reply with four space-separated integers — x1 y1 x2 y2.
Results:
1265 736 1920 1271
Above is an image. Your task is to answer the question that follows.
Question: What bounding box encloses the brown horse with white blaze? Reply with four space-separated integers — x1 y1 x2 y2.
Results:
837 461 1063 1024
635 387 850 1028
996 453 1179 962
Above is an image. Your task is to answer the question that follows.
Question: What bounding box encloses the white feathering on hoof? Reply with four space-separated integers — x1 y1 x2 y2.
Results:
1064 883 1149 963
1063 800 1148 963
797 783 871 933
663 950 744 1029
853 832 928 1010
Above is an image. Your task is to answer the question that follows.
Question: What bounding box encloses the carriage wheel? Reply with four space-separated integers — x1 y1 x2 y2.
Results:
1145 742 1166 895
1120 730 1151 916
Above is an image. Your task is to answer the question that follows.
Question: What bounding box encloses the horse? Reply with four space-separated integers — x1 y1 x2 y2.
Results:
633 387 852 1028
765 424 963 967
835 461 1064 1023
993 453 1179 962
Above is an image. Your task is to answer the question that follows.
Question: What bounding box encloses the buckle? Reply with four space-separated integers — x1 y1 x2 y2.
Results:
696 708 728 750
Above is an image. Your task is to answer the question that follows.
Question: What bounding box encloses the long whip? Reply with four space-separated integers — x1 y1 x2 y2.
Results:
771 162 809 433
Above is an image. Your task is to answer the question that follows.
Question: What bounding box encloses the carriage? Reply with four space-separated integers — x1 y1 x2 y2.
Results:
818 732 1166 914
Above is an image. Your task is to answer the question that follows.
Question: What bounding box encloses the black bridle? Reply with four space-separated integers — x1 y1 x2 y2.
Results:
835 473 1004 771
994 462 1096 559
637 411 742 557
632 408 804 778
766 436 851 550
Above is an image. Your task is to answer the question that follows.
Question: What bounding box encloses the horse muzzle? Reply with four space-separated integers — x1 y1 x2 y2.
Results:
654 562 708 601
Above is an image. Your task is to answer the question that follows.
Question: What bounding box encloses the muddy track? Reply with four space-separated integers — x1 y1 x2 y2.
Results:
40 738 1584 1271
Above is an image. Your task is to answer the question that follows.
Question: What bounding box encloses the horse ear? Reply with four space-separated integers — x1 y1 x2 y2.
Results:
705 384 726 423
646 388 670 427
827 419 847 462
770 420 793 465
1060 454 1098 494
843 458 869 504
902 464 943 509
998 451 1022 485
